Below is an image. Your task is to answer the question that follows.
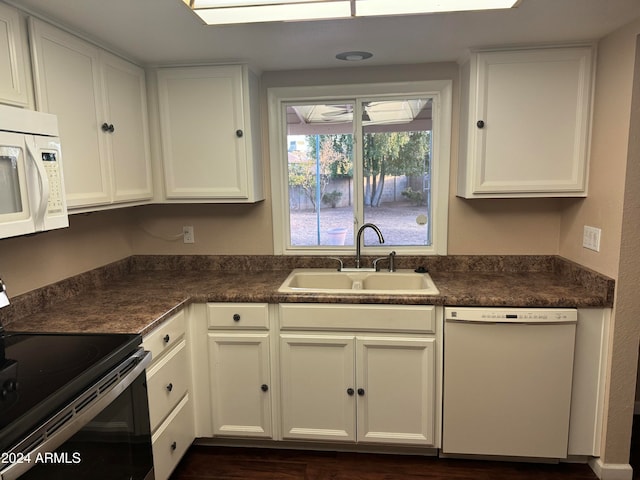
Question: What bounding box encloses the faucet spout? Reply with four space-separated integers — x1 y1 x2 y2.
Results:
355 223 384 269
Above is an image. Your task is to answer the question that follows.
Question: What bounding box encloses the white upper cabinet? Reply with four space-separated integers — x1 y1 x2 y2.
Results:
457 46 594 198
29 18 109 208
156 65 264 203
0 2 28 106
29 18 152 210
99 51 153 203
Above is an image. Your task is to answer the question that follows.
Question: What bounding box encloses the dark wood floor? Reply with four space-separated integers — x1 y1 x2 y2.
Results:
632 414 640 479
169 446 599 480
170 415 640 480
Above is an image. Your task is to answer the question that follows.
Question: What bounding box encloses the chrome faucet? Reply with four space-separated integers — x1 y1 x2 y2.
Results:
0 277 9 309
355 223 384 269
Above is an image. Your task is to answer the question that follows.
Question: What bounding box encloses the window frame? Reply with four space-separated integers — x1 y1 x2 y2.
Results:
268 80 452 256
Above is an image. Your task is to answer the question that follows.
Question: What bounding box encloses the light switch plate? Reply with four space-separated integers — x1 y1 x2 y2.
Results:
583 225 601 252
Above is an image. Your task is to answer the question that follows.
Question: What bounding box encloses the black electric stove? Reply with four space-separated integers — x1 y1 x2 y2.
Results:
0 328 141 454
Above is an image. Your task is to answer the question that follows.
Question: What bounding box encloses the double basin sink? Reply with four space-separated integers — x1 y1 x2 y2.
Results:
278 269 439 295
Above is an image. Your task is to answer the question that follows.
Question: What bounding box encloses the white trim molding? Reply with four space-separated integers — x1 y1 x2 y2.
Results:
589 458 633 480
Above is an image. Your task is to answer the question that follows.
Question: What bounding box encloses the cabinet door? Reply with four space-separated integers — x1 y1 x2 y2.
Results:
462 47 592 197
0 3 27 106
100 51 152 203
157 65 249 199
356 337 435 445
29 18 111 208
208 333 272 438
280 334 356 442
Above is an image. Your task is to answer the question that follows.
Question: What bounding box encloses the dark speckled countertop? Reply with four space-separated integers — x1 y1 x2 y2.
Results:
0 255 615 336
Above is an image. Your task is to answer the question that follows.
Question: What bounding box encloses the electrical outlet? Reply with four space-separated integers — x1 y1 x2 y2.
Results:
583 225 601 252
183 226 194 244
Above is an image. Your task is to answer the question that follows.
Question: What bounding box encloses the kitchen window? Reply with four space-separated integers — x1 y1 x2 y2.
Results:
268 81 451 256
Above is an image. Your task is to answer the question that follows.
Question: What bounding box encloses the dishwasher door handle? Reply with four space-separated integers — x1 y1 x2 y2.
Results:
445 318 577 326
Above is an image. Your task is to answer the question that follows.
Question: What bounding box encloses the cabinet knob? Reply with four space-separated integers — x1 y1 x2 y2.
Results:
347 388 355 396
101 122 115 133
166 383 173 392
236 129 243 138
261 384 269 392
476 120 485 129
170 441 177 451
357 388 365 396
233 313 241 322
163 334 170 343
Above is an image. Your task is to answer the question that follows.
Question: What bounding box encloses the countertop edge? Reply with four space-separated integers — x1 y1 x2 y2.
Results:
0 255 615 335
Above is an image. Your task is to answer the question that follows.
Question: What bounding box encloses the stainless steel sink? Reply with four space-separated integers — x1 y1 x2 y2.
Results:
278 269 439 295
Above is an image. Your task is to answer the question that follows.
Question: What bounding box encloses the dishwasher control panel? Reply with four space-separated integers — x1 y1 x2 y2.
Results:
445 307 577 323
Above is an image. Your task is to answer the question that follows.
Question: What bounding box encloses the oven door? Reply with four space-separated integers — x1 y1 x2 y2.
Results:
0 349 154 480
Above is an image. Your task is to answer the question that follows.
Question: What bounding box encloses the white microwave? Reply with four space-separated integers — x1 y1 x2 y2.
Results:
0 105 68 239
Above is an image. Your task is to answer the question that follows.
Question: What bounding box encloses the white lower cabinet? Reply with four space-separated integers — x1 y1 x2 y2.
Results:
146 339 189 431
142 309 195 480
280 334 356 442
279 304 440 447
280 334 436 446
140 302 607 467
357 337 435 445
208 333 273 437
568 308 611 456
151 395 194 480
207 303 273 438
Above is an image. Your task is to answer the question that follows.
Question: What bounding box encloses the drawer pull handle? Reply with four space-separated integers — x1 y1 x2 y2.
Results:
233 314 241 322
347 388 354 396
163 334 170 343
261 384 269 392
171 441 177 451
166 383 173 392
357 388 365 396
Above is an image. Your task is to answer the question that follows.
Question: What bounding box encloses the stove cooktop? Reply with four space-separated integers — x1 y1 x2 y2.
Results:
0 331 141 453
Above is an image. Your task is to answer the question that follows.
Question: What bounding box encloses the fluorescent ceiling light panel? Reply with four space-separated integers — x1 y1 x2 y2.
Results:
191 0 329 6
355 0 520 16
187 0 520 24
190 0 351 24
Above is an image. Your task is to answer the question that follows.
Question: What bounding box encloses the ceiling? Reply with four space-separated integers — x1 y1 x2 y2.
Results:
11 0 640 72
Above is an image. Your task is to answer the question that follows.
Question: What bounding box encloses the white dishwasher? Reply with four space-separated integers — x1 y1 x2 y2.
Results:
442 307 577 459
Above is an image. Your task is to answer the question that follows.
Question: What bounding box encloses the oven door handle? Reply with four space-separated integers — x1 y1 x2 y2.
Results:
1 348 152 480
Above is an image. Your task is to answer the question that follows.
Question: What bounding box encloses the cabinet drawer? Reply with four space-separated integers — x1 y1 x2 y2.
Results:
142 309 186 363
152 394 194 480
207 303 269 330
146 339 189 432
280 304 436 333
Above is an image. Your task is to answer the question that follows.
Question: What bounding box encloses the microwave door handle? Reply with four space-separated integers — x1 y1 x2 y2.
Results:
25 138 50 230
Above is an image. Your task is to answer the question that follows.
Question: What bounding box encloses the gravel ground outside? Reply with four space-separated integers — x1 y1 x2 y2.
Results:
290 203 430 247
